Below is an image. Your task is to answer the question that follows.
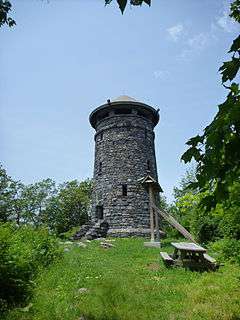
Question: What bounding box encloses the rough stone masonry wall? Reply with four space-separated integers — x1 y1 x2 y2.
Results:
90 112 159 237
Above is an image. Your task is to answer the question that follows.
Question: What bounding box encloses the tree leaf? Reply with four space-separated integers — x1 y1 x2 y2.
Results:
143 0 151 5
229 35 240 53
186 135 204 147
219 57 240 83
181 147 201 163
117 0 127 13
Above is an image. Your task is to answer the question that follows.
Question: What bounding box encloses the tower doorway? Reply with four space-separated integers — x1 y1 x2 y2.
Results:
96 205 104 220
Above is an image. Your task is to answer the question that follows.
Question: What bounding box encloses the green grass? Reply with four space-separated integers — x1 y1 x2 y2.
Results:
4 238 240 320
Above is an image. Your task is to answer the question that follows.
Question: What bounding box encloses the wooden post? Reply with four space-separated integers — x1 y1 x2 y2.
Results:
149 184 155 242
154 207 160 242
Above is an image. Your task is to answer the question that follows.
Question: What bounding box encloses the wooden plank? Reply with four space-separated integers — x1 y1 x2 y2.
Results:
203 253 216 263
160 251 173 261
171 242 206 252
153 204 196 243
160 251 174 267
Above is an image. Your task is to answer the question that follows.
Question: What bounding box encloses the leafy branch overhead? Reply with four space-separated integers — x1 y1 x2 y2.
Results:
0 0 151 28
0 0 15 27
105 0 151 14
181 0 240 210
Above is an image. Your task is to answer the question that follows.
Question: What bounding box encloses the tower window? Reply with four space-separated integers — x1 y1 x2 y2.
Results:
147 160 151 171
99 162 102 175
122 184 127 196
115 108 132 115
98 112 109 121
96 205 104 220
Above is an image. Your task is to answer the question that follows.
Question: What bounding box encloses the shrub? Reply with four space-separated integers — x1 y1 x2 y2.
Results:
0 223 62 312
209 238 240 264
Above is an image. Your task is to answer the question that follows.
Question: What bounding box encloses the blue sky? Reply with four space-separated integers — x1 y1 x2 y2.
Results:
0 0 239 201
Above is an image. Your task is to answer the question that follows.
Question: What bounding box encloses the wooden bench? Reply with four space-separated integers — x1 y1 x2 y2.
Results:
203 253 216 263
160 251 174 267
203 253 219 270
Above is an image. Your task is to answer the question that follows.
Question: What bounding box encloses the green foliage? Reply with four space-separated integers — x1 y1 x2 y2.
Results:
0 163 91 235
230 0 240 23
20 179 57 226
0 165 12 222
173 190 222 243
181 1 240 210
4 238 240 320
105 0 151 14
216 181 240 239
171 167 240 244
158 194 169 211
0 223 62 312
0 0 15 27
47 179 92 234
173 166 197 199
209 238 240 264
59 226 83 240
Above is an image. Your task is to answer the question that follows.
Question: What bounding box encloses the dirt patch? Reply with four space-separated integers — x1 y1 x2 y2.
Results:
147 262 160 271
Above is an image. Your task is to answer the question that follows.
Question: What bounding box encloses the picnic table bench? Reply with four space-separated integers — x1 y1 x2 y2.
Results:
160 242 218 271
160 251 174 267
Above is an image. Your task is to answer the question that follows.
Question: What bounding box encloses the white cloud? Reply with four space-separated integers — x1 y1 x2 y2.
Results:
153 70 170 80
179 33 209 60
216 5 238 33
188 33 208 51
167 24 184 41
169 1 238 61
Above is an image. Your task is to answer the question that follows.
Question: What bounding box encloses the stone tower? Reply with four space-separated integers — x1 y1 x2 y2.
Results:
89 95 160 237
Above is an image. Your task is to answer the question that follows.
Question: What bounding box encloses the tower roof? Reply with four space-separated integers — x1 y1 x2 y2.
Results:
112 95 137 102
89 95 160 129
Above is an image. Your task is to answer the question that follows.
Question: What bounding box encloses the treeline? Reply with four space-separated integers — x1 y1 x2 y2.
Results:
0 164 91 235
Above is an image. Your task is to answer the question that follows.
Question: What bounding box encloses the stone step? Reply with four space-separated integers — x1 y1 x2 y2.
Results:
73 220 109 240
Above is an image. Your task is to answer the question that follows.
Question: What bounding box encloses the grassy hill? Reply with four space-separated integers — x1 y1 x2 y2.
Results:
4 238 240 320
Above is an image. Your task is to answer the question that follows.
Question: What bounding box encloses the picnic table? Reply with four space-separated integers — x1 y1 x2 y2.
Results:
160 242 218 271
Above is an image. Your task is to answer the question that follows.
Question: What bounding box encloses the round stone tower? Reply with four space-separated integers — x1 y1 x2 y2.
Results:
89 95 160 237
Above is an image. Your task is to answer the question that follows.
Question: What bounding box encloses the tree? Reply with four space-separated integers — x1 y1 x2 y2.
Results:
7 180 25 225
0 164 13 222
46 179 92 234
181 0 240 210
0 0 15 27
21 179 57 226
173 166 197 199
